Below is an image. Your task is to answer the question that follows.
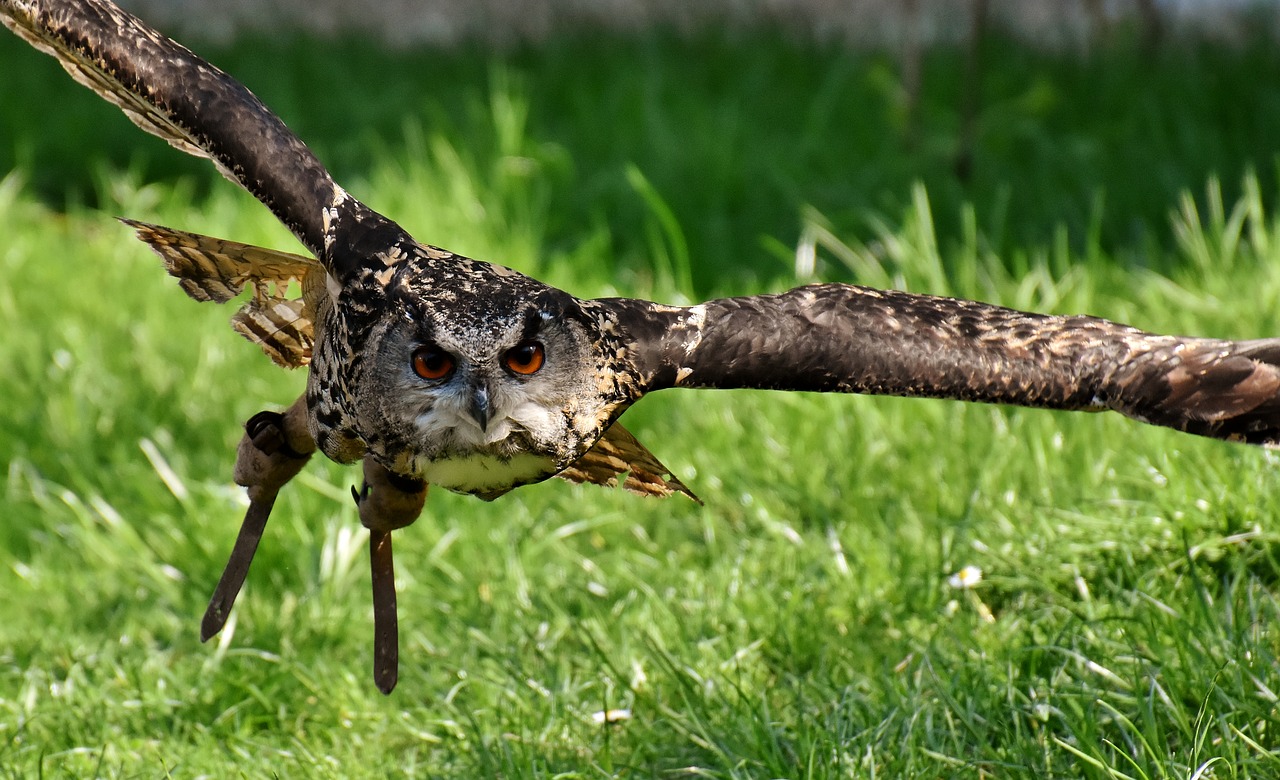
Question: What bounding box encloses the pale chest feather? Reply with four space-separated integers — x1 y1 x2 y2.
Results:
415 451 560 499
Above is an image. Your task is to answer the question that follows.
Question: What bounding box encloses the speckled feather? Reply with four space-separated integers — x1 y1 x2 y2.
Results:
615 285 1280 445
123 215 694 497
120 219 320 367
0 0 341 261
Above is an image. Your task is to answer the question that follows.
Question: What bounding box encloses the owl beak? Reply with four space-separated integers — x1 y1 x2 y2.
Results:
468 383 492 432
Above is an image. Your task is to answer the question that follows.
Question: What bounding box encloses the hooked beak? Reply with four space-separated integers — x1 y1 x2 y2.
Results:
468 383 492 431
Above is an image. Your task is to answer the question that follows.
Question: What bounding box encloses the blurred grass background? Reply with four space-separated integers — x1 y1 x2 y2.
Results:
2 6 1280 778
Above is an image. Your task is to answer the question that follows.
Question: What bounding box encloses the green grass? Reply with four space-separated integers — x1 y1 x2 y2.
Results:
2 23 1280 779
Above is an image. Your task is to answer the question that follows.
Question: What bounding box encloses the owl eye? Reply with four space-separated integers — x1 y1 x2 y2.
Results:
411 344 456 381
503 340 545 376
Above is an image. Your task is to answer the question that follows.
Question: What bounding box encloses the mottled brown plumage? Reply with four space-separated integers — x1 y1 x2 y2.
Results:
5 0 1279 693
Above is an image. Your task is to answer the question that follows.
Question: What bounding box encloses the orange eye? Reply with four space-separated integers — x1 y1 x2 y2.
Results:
412 345 455 380
504 340 545 375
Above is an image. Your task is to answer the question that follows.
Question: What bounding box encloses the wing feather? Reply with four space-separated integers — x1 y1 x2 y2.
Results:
120 219 318 301
122 219 319 368
612 283 1280 448
558 423 699 502
231 297 315 368
1 0 341 259
0 2 209 162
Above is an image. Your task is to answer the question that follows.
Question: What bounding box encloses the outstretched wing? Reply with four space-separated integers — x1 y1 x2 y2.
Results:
609 283 1280 447
0 0 401 276
122 219 320 368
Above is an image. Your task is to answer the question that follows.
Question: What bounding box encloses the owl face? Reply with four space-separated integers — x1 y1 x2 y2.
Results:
347 279 610 497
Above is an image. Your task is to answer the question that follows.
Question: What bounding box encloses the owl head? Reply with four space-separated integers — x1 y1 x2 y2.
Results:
338 261 621 497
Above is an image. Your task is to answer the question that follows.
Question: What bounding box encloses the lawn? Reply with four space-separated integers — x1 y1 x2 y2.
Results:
2 17 1280 778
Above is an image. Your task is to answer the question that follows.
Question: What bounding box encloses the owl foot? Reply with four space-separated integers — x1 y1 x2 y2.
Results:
202 397 315 643
350 459 427 694
350 459 428 532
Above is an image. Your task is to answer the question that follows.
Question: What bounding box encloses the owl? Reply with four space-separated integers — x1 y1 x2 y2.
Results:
6 0 1280 692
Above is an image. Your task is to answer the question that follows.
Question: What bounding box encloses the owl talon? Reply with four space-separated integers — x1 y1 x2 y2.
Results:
234 398 317 500
352 459 427 532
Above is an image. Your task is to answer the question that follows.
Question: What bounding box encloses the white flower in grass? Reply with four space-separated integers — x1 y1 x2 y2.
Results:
948 565 983 590
591 708 631 725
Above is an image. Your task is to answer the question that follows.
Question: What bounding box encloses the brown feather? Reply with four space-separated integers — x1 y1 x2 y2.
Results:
1109 338 1280 445
1 0 343 257
622 284 1280 448
231 298 314 368
557 423 699 502
122 219 320 367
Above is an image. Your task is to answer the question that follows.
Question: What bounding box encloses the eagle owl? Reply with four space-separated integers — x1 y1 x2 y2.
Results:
7 0 1280 692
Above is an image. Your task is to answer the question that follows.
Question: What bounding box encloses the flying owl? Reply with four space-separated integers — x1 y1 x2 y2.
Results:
5 0 1280 693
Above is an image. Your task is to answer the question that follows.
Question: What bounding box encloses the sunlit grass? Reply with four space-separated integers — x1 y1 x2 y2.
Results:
1 25 1279 779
